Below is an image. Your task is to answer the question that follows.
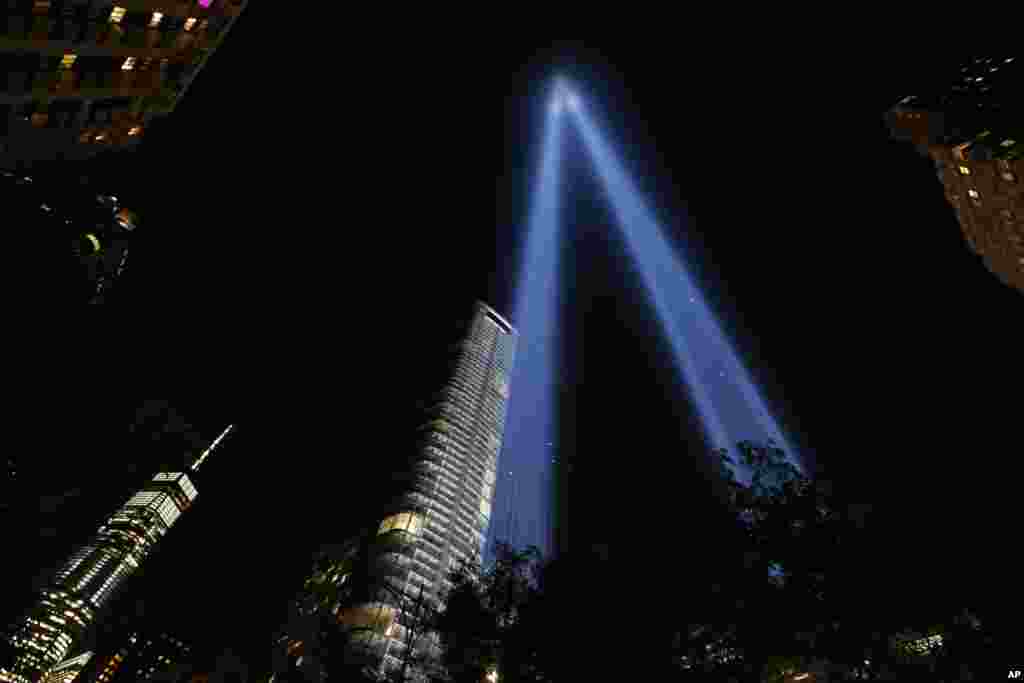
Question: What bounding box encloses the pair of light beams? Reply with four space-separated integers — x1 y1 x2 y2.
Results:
493 77 803 561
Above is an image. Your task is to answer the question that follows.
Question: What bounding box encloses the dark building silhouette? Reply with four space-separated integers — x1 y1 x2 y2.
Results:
4 169 137 302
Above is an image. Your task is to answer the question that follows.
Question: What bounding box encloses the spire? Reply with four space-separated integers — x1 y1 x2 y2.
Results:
190 424 235 473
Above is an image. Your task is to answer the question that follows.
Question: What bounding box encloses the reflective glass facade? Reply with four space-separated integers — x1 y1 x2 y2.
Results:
1 473 197 683
273 302 518 682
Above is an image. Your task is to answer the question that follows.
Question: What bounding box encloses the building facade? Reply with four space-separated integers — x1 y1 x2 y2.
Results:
884 56 1023 294
78 629 192 683
272 302 518 682
0 425 233 683
39 652 92 683
0 0 247 169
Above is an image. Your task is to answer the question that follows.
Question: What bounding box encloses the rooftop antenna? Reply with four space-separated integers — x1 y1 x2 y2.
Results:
190 424 235 473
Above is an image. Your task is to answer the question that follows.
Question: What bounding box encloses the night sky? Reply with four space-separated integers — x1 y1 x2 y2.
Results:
31 33 1024 670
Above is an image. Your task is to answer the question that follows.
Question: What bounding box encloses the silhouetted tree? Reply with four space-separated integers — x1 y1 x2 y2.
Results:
433 542 549 683
678 440 1000 681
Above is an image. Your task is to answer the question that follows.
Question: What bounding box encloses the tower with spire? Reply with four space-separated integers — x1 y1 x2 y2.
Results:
0 425 235 683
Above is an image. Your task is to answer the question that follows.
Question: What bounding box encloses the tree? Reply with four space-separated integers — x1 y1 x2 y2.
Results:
434 542 549 683
685 440 1006 681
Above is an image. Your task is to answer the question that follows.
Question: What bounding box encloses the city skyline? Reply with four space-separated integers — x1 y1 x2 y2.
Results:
5 34 1022 680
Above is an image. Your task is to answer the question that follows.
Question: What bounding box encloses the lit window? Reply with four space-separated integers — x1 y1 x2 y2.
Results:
1001 139 1017 147
379 512 423 535
129 126 141 136
968 189 980 199
184 17 197 31
1004 173 1017 182
149 12 163 27
109 6 126 22
61 54 77 69
958 165 971 175
122 57 136 71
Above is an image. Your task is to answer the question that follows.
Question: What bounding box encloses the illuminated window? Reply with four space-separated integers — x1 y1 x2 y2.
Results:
122 57 136 71
109 6 126 23
184 17 197 31
149 12 163 27
1002 139 1018 147
968 189 980 199
379 512 423 535
61 54 77 69
1003 172 1017 182
958 165 971 175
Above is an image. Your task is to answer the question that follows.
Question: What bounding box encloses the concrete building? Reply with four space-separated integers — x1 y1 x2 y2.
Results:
0 0 247 169
884 56 1023 294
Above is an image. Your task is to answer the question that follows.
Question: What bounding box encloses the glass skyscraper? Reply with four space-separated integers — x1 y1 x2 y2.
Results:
272 301 517 681
0 426 234 683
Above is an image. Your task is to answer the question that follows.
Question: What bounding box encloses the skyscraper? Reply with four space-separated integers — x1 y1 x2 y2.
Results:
0 425 235 683
0 0 247 168
272 302 517 681
884 56 1023 293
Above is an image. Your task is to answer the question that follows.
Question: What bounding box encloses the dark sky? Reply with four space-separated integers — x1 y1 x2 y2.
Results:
35 33 1023 667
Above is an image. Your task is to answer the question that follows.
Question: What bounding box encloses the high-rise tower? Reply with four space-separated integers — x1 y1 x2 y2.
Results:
272 302 517 681
884 56 1023 293
0 424 235 683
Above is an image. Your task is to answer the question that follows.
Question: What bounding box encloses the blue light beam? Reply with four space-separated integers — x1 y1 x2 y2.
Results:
488 91 565 564
564 82 803 480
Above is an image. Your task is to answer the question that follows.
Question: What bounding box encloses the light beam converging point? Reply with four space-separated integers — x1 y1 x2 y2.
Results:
560 77 803 483
550 77 581 115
